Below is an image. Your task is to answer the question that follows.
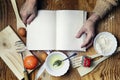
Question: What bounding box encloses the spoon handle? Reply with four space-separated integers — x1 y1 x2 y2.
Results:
63 53 77 61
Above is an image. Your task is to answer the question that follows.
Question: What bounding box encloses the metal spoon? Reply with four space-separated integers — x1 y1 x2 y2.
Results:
53 53 77 66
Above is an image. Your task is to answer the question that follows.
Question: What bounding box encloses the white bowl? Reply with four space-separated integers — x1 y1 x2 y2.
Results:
94 32 117 56
45 52 70 76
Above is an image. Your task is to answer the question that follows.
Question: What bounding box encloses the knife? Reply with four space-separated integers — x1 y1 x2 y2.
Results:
35 62 46 80
35 50 51 80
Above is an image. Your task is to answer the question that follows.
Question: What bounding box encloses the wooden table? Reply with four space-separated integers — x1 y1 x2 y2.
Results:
0 0 120 80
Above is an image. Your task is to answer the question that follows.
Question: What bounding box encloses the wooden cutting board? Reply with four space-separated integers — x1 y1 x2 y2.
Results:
0 25 34 80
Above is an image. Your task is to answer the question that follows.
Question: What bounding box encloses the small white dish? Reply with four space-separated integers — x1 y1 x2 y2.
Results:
94 32 117 56
45 51 70 76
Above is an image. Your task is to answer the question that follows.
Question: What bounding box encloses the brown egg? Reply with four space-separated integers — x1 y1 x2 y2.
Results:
39 51 48 63
34 51 48 63
18 27 26 37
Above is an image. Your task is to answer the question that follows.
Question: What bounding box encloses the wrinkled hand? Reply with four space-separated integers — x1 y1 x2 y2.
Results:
20 0 37 24
76 13 100 49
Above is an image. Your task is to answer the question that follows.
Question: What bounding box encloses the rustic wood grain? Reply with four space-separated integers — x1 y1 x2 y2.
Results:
0 0 120 80
0 26 37 80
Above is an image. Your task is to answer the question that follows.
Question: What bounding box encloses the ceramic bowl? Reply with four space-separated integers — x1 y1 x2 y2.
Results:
93 32 117 56
45 51 70 76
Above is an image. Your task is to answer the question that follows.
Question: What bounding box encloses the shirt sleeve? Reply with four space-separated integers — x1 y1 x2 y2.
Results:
93 0 119 18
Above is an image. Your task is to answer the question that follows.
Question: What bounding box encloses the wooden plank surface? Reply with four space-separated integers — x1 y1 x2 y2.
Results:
0 0 120 80
0 26 39 80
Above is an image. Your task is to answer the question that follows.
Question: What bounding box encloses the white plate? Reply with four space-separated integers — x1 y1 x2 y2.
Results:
45 52 70 76
94 32 117 56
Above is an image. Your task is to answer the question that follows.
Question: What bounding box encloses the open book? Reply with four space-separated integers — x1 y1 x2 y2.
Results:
27 10 86 51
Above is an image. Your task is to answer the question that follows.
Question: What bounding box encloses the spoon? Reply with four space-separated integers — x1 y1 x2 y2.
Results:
10 0 26 37
53 53 77 66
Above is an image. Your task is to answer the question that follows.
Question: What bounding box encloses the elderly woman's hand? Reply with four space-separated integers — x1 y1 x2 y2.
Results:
20 0 38 24
76 13 100 49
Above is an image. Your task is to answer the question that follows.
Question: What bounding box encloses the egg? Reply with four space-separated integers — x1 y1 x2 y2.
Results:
36 51 48 63
40 51 48 61
18 27 26 37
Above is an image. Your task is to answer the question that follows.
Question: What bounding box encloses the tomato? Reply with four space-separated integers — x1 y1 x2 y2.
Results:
24 55 38 70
